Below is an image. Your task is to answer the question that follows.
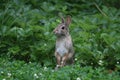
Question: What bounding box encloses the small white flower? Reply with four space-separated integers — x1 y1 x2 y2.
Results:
117 61 119 64
98 60 103 65
1 71 4 74
7 73 11 77
39 73 42 76
91 63 93 65
99 60 102 63
51 70 54 72
34 73 37 76
56 65 60 67
75 58 77 61
34 73 39 78
76 77 81 80
2 79 6 80
29 62 31 64
44 43 47 46
36 76 39 78
44 67 47 71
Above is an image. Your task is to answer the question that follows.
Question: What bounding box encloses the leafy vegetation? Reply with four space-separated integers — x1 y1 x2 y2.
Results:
0 58 120 80
0 0 120 79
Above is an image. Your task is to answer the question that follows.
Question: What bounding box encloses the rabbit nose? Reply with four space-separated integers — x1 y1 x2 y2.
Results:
53 30 58 34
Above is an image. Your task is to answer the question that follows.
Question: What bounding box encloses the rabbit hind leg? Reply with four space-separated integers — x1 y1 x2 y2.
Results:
61 53 68 67
68 53 74 65
55 52 61 70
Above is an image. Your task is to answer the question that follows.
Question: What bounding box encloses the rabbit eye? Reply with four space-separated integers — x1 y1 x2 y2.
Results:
61 27 65 29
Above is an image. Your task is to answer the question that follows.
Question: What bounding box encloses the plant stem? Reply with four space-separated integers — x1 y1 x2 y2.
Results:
94 3 108 17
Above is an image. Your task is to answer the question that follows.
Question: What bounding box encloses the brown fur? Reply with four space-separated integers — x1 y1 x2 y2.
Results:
53 16 74 70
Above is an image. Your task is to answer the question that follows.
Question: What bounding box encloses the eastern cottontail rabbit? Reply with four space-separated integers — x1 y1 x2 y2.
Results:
53 16 74 69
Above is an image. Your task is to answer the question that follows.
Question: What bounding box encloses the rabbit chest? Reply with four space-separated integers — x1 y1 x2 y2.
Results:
56 38 69 57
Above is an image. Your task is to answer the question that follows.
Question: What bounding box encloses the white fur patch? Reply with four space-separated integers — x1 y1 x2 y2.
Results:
56 42 68 57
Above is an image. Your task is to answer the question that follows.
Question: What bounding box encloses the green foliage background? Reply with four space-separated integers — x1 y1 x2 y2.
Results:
0 0 120 79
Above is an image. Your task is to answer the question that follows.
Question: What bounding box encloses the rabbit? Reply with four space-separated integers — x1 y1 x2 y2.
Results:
53 15 74 70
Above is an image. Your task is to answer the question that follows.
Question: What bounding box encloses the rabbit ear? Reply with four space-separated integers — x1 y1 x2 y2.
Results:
61 17 65 23
66 15 71 26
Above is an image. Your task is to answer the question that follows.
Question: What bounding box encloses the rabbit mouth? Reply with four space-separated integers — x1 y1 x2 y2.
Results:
54 33 65 37
55 33 62 36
